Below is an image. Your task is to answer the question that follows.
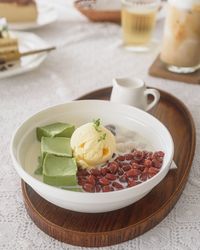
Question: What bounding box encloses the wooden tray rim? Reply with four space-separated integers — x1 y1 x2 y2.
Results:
74 0 121 22
74 0 121 14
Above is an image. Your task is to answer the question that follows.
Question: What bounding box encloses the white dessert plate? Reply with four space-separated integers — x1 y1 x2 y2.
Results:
10 100 174 213
9 2 58 31
0 31 49 79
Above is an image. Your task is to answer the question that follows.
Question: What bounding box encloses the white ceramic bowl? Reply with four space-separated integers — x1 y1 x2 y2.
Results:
11 100 174 213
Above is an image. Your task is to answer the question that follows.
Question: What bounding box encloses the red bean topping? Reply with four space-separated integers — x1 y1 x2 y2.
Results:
126 169 141 177
77 150 164 192
153 152 164 159
118 168 124 176
158 157 164 163
127 179 137 187
78 177 86 186
148 173 156 178
122 164 131 171
152 159 162 168
95 185 101 192
105 173 117 180
143 167 149 174
143 151 148 156
131 163 139 169
108 161 119 174
144 159 152 167
77 168 89 176
125 154 134 160
99 177 110 186
129 175 138 180
157 151 165 157
83 183 95 192
77 172 82 177
138 165 145 172
78 175 86 180
112 182 124 190
78 179 85 186
140 173 148 181
101 168 107 176
102 185 114 192
90 168 101 176
153 153 164 161
148 167 159 174
147 152 153 158
117 155 126 161
119 175 127 183
86 175 96 186
133 150 144 161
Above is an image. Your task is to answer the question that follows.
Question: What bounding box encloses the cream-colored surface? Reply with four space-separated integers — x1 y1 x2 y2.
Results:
0 3 37 23
70 122 116 168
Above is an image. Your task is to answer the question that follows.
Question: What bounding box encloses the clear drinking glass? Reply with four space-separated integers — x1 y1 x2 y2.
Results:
121 0 160 52
160 1 200 74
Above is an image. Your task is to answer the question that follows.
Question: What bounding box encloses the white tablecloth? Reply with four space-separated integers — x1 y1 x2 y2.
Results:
1 1 200 249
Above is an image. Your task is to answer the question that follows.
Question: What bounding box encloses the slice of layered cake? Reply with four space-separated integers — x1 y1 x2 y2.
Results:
0 0 38 23
0 18 20 63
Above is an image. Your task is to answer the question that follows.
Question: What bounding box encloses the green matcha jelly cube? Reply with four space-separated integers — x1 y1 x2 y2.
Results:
41 137 72 157
43 154 77 187
37 122 75 141
34 156 43 175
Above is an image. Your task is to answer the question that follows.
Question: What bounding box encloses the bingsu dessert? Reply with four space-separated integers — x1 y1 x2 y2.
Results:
33 120 165 193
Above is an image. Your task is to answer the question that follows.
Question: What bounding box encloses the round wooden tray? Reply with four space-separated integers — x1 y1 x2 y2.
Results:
22 87 196 247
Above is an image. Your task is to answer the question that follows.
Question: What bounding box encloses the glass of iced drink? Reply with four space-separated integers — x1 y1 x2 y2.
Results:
160 0 200 73
121 0 160 52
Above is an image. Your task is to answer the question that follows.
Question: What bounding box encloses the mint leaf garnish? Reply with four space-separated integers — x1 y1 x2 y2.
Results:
98 133 107 142
93 118 102 132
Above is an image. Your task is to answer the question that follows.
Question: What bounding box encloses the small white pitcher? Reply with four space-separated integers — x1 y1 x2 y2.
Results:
110 78 160 111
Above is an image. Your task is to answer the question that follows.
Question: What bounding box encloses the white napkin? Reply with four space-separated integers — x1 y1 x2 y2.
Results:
95 0 121 11
170 161 178 169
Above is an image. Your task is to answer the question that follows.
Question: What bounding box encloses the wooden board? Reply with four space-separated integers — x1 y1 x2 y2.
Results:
74 0 121 23
22 87 196 247
149 55 200 84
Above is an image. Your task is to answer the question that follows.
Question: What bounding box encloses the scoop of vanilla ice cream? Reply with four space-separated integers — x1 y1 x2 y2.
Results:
70 122 116 168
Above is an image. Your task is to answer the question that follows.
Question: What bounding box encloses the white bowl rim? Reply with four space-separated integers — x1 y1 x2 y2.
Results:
10 99 174 197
